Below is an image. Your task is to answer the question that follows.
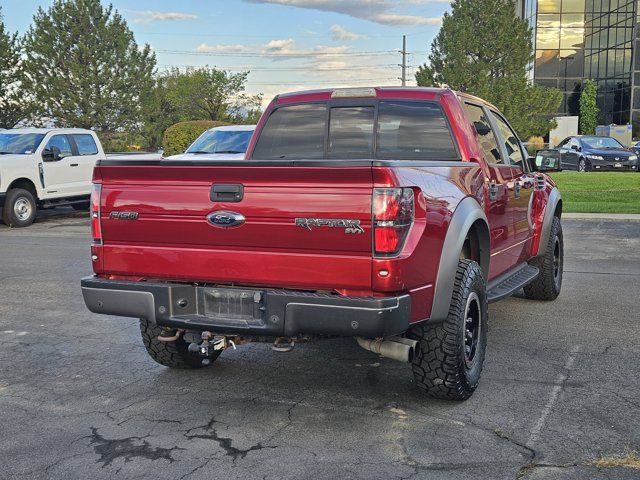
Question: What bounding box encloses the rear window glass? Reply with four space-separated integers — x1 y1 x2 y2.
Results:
252 100 458 161
328 106 374 159
252 104 326 159
376 101 458 160
73 134 98 155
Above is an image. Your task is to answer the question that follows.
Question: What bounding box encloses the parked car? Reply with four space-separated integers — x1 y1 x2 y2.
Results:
0 128 163 227
554 135 637 172
629 140 640 160
166 125 256 160
81 87 563 401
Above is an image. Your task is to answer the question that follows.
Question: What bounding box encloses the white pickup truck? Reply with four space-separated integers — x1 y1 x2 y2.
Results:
0 128 160 227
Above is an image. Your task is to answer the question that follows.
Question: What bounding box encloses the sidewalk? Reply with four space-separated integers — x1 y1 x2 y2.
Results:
563 212 640 221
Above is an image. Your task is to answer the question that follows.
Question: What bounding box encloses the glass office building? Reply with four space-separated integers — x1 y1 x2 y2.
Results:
517 0 640 136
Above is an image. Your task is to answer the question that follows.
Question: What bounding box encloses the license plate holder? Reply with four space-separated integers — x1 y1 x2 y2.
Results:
615 162 622 168
199 287 264 321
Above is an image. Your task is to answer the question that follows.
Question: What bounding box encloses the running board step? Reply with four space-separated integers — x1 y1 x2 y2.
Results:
487 264 539 303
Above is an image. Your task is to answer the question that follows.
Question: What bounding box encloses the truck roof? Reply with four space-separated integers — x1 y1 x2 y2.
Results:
1 127 95 134
275 86 498 111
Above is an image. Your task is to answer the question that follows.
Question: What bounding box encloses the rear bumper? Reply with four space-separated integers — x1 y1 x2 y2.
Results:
81 276 411 337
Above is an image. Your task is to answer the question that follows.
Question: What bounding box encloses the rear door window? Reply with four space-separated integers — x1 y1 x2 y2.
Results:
252 104 326 159
376 101 458 160
328 106 374 159
464 103 503 164
72 134 99 155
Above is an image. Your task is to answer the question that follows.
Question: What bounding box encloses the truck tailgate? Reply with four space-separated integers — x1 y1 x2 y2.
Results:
96 163 374 290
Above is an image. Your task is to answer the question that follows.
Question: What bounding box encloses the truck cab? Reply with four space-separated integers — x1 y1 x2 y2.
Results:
0 128 104 227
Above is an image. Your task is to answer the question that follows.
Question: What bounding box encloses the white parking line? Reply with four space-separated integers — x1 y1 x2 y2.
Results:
526 345 580 448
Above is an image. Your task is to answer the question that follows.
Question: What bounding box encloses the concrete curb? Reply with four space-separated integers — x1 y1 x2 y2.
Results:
563 212 640 221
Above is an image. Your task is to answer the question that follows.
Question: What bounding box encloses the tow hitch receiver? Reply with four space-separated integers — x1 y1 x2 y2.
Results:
187 331 237 365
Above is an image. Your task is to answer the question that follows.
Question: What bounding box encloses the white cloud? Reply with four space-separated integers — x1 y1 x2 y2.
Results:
370 13 442 26
258 38 350 60
244 0 443 26
263 38 297 54
330 24 364 41
196 43 248 53
131 10 197 23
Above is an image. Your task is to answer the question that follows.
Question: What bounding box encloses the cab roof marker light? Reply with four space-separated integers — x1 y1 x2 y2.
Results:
331 88 377 99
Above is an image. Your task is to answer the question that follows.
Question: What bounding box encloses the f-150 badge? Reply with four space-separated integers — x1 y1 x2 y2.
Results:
295 218 364 234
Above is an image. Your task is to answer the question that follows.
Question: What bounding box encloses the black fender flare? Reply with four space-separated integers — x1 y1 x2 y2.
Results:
430 197 490 322
536 187 562 257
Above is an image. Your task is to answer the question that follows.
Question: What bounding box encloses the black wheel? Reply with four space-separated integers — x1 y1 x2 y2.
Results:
2 188 37 227
71 202 90 211
578 158 588 172
408 259 488 401
524 216 563 300
139 319 221 369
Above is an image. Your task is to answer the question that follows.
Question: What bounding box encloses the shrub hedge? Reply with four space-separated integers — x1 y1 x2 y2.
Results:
162 120 231 156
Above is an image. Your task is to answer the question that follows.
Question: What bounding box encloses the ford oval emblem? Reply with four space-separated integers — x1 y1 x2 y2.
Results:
207 210 245 228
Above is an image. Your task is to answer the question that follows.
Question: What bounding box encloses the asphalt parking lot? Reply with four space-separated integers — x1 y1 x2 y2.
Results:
1 210 639 480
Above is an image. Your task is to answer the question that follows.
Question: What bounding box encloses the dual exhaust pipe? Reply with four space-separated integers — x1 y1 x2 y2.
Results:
355 336 417 363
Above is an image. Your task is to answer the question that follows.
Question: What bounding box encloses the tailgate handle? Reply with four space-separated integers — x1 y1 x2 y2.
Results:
211 183 244 202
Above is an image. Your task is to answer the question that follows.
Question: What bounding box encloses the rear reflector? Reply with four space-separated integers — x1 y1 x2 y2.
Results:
331 87 377 98
91 183 102 244
373 188 414 256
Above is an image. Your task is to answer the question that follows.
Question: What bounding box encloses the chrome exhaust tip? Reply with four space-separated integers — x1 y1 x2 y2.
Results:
355 336 417 363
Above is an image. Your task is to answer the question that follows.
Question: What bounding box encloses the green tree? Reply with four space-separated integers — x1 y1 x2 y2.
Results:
579 79 598 134
0 7 29 128
416 0 562 139
160 67 262 122
22 0 156 132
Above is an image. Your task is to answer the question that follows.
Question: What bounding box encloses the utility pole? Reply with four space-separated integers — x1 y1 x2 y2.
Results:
400 34 407 86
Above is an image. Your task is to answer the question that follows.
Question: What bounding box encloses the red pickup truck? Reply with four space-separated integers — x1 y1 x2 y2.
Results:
81 87 563 400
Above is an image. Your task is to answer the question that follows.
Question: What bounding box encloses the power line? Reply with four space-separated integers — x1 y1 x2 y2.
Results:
157 64 399 72
139 31 431 39
244 78 400 86
156 49 397 57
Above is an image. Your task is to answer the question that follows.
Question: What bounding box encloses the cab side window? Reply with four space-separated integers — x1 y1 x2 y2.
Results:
463 103 503 164
44 135 73 158
73 134 99 155
490 111 526 168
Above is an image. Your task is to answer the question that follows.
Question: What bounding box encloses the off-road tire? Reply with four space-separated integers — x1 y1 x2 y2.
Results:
408 259 488 401
524 216 563 301
139 319 220 369
2 188 37 228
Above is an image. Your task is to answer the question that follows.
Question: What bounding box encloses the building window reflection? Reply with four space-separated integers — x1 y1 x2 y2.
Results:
522 0 636 132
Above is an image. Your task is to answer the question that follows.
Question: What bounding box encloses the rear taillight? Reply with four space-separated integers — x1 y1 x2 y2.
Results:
91 183 102 244
373 188 414 256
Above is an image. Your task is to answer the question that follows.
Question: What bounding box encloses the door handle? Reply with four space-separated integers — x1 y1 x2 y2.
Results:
489 181 498 202
70 163 78 167
211 183 244 202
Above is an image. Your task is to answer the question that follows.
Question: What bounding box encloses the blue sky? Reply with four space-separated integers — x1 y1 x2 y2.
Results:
2 0 451 103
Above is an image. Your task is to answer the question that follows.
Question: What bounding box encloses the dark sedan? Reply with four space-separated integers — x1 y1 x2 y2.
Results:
556 135 638 172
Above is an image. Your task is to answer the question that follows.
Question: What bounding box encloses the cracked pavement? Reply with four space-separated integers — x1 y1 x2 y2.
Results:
1 209 639 479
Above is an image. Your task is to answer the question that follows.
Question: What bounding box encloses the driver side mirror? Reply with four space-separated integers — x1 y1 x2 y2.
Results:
570 144 581 152
529 150 561 172
42 146 62 162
